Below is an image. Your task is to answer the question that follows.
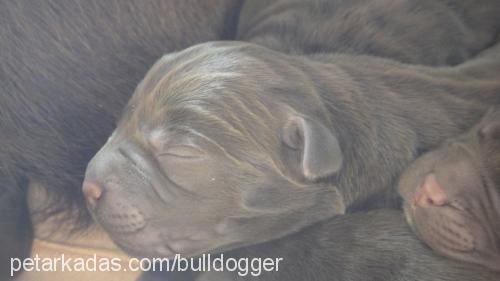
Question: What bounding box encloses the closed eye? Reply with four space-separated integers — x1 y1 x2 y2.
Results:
157 145 205 159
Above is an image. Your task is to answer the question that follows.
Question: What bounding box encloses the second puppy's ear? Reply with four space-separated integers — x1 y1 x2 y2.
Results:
281 115 343 181
479 120 500 140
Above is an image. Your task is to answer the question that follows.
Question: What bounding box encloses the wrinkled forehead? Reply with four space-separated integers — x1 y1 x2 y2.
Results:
120 43 286 124
116 103 271 161
117 42 299 140
132 41 285 101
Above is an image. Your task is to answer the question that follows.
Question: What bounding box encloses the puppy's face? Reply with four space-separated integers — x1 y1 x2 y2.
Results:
83 42 345 258
398 108 500 271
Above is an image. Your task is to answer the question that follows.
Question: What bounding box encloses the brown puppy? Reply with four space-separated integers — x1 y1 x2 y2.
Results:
84 40 500 260
398 108 500 271
84 0 500 279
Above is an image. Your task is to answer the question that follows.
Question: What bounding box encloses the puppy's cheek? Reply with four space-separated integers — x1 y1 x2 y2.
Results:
414 207 476 255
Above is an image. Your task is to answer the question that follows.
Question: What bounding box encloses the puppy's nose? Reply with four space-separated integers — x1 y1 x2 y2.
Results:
83 181 103 208
415 174 447 208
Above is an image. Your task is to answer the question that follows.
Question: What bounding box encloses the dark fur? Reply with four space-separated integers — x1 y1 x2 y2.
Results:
83 0 500 280
238 0 500 64
0 1 244 280
196 210 500 281
141 209 500 281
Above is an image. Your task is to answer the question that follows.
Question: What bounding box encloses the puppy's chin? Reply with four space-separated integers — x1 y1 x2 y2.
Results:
413 205 475 251
407 199 500 271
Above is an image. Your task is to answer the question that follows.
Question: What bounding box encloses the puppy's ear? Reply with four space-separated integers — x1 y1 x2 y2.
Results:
478 108 500 141
479 121 500 140
281 115 343 180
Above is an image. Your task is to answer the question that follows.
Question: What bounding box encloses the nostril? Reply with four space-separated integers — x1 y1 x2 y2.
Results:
415 174 447 208
83 181 103 208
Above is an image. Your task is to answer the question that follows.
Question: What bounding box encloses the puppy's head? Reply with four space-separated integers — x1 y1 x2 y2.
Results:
83 42 345 258
398 108 500 271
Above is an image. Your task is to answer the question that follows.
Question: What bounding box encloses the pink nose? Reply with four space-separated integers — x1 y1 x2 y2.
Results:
414 174 447 208
83 181 103 208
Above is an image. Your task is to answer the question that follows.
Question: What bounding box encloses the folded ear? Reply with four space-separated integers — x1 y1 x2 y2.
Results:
479 120 500 140
281 115 343 181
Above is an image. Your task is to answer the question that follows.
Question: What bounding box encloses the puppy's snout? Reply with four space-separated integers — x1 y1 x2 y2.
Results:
83 181 103 208
414 174 447 208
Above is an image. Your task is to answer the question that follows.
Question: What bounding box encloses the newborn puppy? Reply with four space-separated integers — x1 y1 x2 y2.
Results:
84 0 500 276
83 39 500 262
398 108 500 271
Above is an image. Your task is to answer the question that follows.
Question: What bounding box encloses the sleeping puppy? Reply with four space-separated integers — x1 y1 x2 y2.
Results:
83 40 500 261
398 107 500 271
83 0 500 279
